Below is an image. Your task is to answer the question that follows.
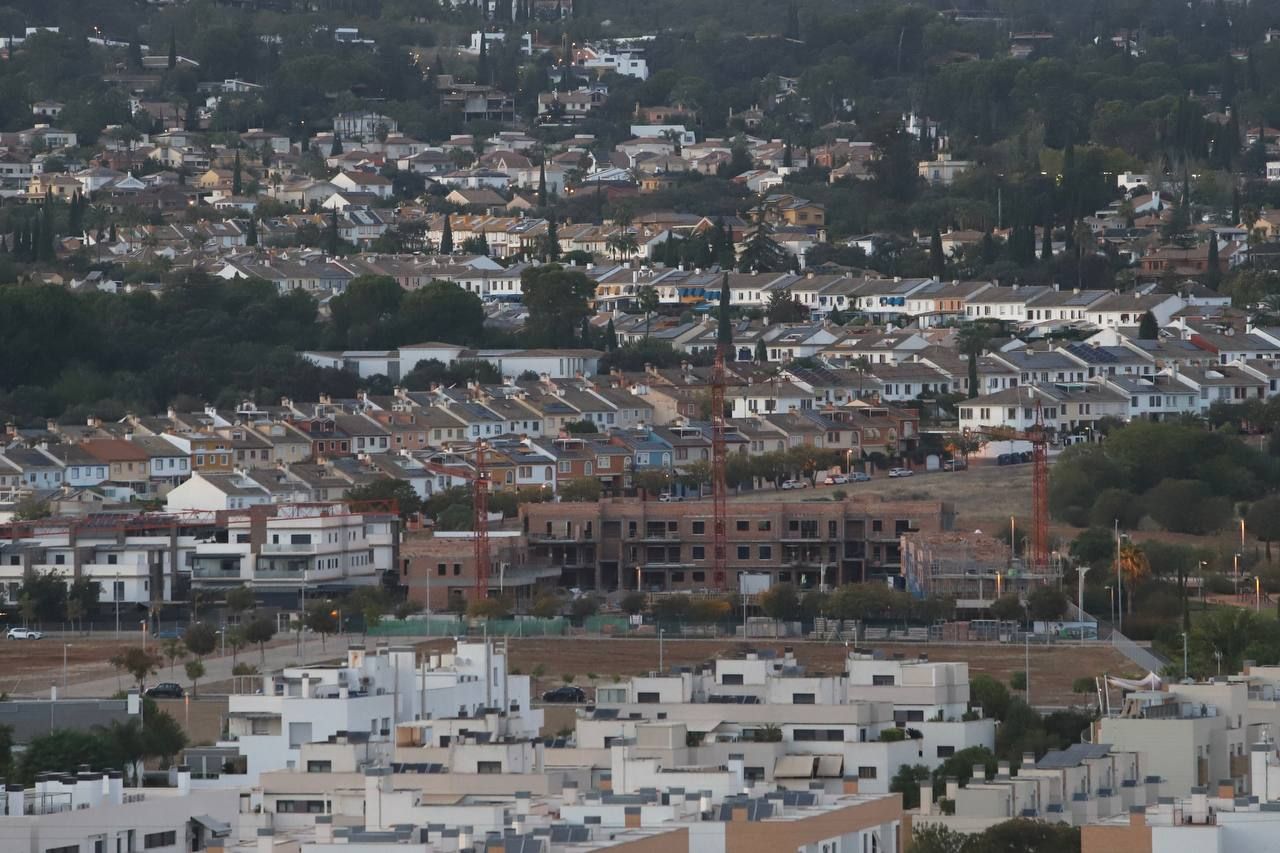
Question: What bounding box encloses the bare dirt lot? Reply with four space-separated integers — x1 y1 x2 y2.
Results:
416 636 1136 709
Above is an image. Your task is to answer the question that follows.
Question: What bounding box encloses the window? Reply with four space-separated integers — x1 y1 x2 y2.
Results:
477 761 502 774
437 563 446 576
306 760 332 773
757 520 772 531
144 831 177 849
937 745 955 758
736 520 749 531
721 673 744 685
692 521 706 534
290 534 312 545
691 546 705 560
54 554 65 565
637 692 660 703
758 546 772 560
792 693 816 704
736 546 749 559
558 461 570 473
692 571 705 582
453 563 462 576
871 675 895 686
46 847 80 853
857 766 878 780
106 554 118 565
276 800 325 814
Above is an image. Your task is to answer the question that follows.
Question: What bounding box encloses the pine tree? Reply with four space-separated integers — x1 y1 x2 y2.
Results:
168 29 177 70
1138 311 1159 339
246 217 258 247
537 160 547 206
440 215 454 254
981 230 997 266
232 151 242 196
605 318 618 351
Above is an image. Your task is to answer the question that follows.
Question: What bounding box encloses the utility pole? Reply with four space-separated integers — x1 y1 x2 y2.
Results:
1077 566 1092 640
1114 519 1122 634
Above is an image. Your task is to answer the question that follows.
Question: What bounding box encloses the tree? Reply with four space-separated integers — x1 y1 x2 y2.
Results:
957 323 993 399
638 285 660 338
246 217 257 247
110 647 162 692
225 586 255 623
160 638 187 676
759 582 801 621
468 598 511 620
620 591 647 615
738 227 789 272
537 160 547 206
1207 236 1221 289
990 593 1024 624
531 593 563 619
438 215 455 255
345 478 424 520
330 130 343 157
244 614 276 666
1026 586 1067 621
969 674 1011 720
890 764 931 809
765 291 808 324
718 272 733 352
1247 496 1280 560
184 622 217 658
929 228 945 279
19 729 117 785
226 626 248 669
541 219 560 261
605 318 618 351
521 264 596 347
328 207 340 256
167 29 176 70
907 824 969 853
232 151 242 196
304 600 339 648
184 659 206 698
560 477 602 502
1138 311 1158 339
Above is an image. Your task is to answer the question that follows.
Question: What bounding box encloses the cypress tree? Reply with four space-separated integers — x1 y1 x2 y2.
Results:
30 217 41 264
232 151 242 195
1207 235 1221 288
168 29 177 70
1041 223 1052 261
579 315 592 347
605 318 617 351
109 222 117 243
328 207 340 256
717 272 733 353
544 218 559 260
246 217 258 247
330 131 343 157
537 160 547 206
929 228 945 279
477 32 488 85
440 214 454 254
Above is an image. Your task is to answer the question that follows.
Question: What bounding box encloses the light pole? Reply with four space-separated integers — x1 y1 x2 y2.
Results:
1009 516 1016 566
1255 576 1262 612
1181 632 1188 679
62 643 69 695
1114 520 1122 634
658 628 664 673
1235 553 1242 599
1105 584 1114 628
1077 566 1092 639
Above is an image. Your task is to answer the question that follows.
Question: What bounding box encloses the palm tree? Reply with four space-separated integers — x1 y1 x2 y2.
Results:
956 323 994 399
1117 539 1150 615
637 284 660 338
851 355 872 400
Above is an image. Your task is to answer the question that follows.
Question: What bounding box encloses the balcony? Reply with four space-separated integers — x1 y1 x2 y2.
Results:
261 542 320 554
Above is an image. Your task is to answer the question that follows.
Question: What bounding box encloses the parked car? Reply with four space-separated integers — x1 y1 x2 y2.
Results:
822 474 849 485
888 467 914 478
542 686 587 703
657 492 682 502
943 459 967 472
850 472 872 482
145 683 185 699
780 479 809 490
5 627 42 640
153 626 185 640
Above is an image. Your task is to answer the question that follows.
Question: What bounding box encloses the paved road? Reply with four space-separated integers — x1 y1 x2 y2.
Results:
15 635 357 699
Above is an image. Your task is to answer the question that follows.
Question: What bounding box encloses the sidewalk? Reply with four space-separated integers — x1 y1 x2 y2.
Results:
22 635 358 699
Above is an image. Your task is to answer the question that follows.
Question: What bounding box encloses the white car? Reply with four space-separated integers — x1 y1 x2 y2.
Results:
823 474 849 485
658 492 682 502
888 467 914 478
6 627 42 640
781 479 809 490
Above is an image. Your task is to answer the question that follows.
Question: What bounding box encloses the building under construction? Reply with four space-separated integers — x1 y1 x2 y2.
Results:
900 530 1063 607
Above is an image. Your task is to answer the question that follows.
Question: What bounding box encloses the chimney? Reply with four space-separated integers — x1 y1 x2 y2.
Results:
945 777 959 800
175 765 191 796
458 826 474 850
1129 805 1146 827
5 783 23 817
315 815 334 843
562 780 579 805
257 828 275 853
1190 787 1208 823
515 791 531 816
1217 780 1235 800
919 782 933 815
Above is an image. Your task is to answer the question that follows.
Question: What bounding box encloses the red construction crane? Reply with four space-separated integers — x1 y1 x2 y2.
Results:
711 348 729 589
963 399 1050 571
472 441 491 599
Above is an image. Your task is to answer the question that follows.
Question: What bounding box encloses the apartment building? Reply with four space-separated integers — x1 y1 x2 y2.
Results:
188 503 398 602
901 530 1061 605
518 495 954 594
221 640 539 782
0 767 237 853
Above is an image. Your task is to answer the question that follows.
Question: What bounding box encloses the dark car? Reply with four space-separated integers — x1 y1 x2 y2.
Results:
542 686 587 703
145 682 185 699
153 626 185 640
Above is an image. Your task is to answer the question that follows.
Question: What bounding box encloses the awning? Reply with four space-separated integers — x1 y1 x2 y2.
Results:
773 755 818 779
816 756 844 778
191 815 231 837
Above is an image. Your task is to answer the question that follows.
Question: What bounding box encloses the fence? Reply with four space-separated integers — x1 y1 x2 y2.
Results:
369 616 571 638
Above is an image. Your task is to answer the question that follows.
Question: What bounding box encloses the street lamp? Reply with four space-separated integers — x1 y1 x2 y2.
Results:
1255 576 1262 612
62 643 69 695
1105 584 1114 628
1077 566 1092 639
